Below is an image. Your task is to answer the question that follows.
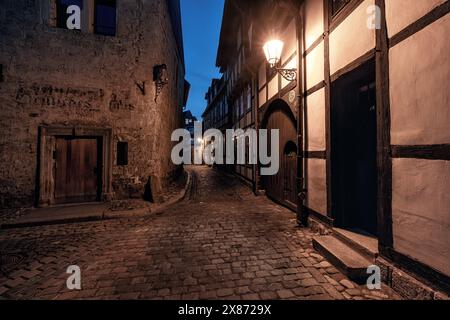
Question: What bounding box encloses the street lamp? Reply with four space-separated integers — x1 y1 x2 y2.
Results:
263 39 297 82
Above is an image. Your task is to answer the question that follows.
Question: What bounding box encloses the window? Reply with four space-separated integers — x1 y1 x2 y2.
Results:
331 0 350 17
117 141 128 166
94 0 116 36
246 85 252 111
56 0 83 30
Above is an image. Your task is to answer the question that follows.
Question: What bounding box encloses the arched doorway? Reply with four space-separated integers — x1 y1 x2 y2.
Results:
261 100 297 210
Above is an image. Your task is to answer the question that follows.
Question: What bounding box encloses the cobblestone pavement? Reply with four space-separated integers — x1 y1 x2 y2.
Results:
0 166 400 300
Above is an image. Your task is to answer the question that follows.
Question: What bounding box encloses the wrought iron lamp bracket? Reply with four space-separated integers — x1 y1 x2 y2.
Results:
275 68 297 82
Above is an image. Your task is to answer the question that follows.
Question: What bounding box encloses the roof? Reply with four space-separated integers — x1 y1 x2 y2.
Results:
216 0 241 68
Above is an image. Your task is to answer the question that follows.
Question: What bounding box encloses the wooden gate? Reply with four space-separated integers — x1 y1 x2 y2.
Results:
263 107 297 210
54 137 102 204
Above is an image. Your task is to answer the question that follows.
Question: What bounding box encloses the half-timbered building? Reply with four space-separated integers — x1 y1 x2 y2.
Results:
209 0 450 298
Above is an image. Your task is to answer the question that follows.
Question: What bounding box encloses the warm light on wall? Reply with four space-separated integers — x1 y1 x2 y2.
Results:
263 39 297 82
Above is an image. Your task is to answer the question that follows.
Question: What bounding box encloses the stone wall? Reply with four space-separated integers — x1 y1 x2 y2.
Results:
0 0 185 207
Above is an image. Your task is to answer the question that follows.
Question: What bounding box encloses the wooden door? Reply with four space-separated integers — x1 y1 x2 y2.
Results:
54 137 101 204
284 141 298 207
264 109 297 210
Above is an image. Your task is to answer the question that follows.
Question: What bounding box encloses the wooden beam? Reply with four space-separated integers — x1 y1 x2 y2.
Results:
303 34 325 57
390 1 450 48
304 151 327 159
303 81 326 98
302 205 334 227
391 144 450 161
330 49 376 82
380 246 450 294
375 0 393 249
329 0 365 33
323 0 332 219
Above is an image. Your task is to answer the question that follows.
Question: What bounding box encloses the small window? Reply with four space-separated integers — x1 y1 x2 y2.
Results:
246 85 252 110
56 0 83 30
94 0 117 36
331 0 350 17
284 141 297 157
117 141 128 166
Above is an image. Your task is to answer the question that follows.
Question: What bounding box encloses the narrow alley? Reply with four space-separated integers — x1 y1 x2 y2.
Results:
0 166 399 300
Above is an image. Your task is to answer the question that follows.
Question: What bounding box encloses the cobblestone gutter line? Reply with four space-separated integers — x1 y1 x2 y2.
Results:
0 170 191 229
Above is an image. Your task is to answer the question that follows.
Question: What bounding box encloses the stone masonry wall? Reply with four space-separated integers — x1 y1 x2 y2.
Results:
0 0 185 207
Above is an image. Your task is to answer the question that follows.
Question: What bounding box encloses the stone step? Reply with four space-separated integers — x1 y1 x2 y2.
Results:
312 235 373 283
332 227 379 260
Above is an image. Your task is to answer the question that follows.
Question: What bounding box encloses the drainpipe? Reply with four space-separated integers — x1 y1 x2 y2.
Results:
296 6 307 226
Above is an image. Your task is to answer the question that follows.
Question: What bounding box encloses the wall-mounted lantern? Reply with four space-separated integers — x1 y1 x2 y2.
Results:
153 64 168 102
263 39 297 81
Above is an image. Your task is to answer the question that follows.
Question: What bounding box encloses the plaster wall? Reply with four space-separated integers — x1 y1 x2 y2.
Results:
389 14 450 145
258 62 266 90
305 88 326 151
385 0 447 38
329 0 376 75
303 0 324 50
259 88 267 108
305 42 324 90
281 19 297 65
268 76 278 100
392 158 450 276
305 158 327 215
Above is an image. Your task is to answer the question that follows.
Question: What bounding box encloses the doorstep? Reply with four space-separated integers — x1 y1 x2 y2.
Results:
0 203 109 229
312 234 373 283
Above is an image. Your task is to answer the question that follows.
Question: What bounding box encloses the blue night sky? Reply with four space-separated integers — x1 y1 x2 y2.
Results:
180 0 225 120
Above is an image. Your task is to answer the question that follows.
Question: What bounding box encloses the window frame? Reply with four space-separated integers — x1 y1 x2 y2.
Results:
117 141 128 166
330 0 351 18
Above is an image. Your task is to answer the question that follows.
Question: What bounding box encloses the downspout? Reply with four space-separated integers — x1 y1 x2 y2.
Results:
296 3 307 226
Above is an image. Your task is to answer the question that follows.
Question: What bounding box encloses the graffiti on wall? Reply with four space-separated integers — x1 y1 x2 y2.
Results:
15 84 104 117
109 92 135 112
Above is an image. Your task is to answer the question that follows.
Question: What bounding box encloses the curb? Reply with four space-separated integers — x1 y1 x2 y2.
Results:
1 169 192 229
104 169 192 219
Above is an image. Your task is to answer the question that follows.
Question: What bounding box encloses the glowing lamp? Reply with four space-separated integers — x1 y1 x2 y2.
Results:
263 39 297 82
263 39 284 67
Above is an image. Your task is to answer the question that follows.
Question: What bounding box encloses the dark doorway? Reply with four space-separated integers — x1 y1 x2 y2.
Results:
54 136 102 204
331 59 377 236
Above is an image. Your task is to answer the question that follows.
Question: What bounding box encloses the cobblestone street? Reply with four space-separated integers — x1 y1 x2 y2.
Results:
0 166 399 300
